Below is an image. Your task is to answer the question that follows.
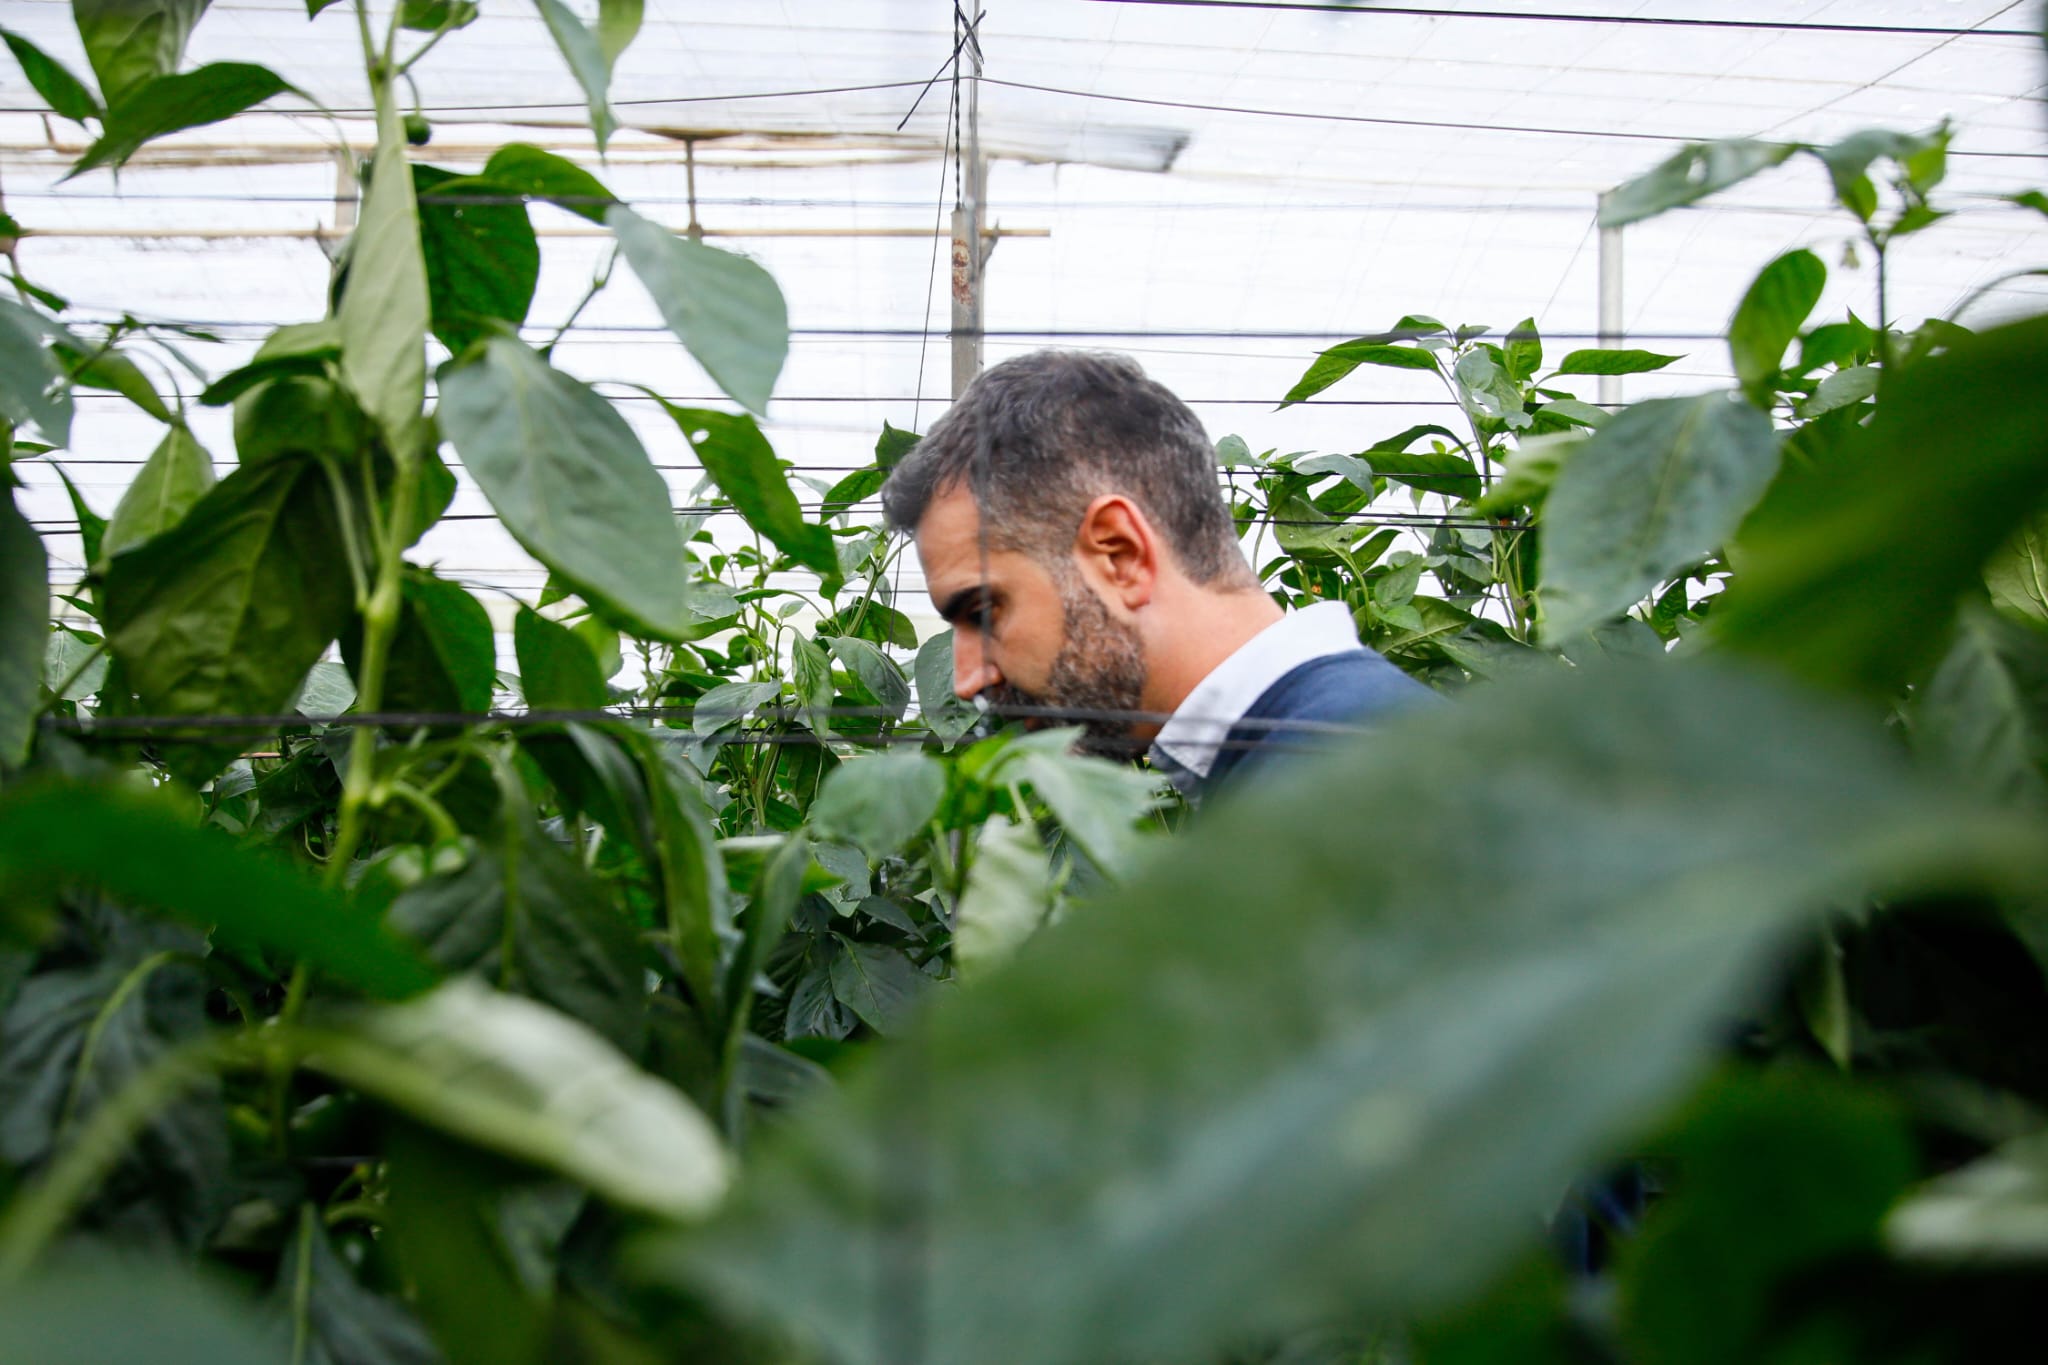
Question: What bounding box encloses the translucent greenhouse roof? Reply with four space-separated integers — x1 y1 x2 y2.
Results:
6 0 2048 617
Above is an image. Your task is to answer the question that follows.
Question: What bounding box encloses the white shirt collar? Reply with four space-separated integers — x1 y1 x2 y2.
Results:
1147 600 1363 785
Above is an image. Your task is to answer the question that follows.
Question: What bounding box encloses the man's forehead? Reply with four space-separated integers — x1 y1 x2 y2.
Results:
915 485 990 598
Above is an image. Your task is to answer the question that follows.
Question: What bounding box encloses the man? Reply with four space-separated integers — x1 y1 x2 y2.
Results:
881 349 1430 801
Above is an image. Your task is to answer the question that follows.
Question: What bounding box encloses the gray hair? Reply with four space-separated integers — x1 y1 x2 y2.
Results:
880 350 1248 585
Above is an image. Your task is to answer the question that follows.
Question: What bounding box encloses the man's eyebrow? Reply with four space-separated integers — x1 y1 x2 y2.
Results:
935 585 988 625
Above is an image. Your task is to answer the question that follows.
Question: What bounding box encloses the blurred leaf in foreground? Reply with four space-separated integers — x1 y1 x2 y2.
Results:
639 658 2045 1365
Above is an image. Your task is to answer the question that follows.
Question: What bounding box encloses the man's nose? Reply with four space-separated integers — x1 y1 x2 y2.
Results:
953 633 1001 699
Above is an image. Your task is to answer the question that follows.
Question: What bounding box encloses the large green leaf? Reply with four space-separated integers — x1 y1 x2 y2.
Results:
1728 249 1825 405
648 659 2047 1365
102 422 214 561
0 778 437 997
953 818 1054 981
343 566 496 715
72 0 205 106
1718 314 2048 694
995 729 1162 878
102 458 354 779
0 490 47 769
513 604 607 710
477 143 617 224
826 635 910 718
1551 349 1681 377
914 630 978 741
597 0 643 66
1599 139 1797 228
0 27 102 123
1615 1069 1914 1365
300 977 728 1218
0 298 75 447
1986 510 2048 625
387 823 648 1056
610 206 791 415
807 749 945 862
414 165 540 354
1539 393 1779 641
1914 605 2048 805
1281 340 1439 407
656 405 835 574
0 1262 283 1365
339 102 429 449
437 336 692 639
532 0 620 151
69 63 291 178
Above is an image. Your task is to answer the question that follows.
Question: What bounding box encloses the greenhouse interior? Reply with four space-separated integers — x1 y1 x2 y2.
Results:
3 0 2048 1361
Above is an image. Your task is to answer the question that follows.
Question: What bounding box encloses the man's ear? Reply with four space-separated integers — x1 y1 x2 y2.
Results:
1074 494 1158 609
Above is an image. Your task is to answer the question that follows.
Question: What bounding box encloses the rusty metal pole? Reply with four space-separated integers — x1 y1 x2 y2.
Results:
950 33 984 399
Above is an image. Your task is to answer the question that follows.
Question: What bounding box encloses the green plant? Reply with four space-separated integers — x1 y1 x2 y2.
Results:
4 4 2048 1363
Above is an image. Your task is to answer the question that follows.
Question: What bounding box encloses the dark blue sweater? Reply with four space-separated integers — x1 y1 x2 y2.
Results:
1201 648 1434 797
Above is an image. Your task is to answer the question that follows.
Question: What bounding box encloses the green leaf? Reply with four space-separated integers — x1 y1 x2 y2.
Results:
301 978 728 1218
400 0 479 30
693 678 780 734
1814 126 1948 223
1541 393 1779 641
1294 452 1376 494
1987 510 2048 625
438 336 693 639
1718 315 2048 694
876 420 920 468
1887 1129 2048 1261
0 777 436 997
0 27 102 123
597 0 642 67
826 635 910 718
915 631 979 741
1728 248 1825 404
344 567 496 715
477 143 617 224
654 659 2048 1365
657 406 834 574
610 206 790 415
1502 318 1541 383
808 749 945 861
1616 1068 1914 1365
49 465 105 571
1551 349 1681 377
1281 340 1438 407
827 937 929 1034
954 818 1054 981
1380 447 1480 502
70 63 293 179
514 604 608 710
996 730 1162 878
102 458 355 783
532 0 620 150
197 318 340 406
59 343 175 423
414 165 539 354
276 1204 442 1365
102 422 214 561
0 297 75 447
1914 605 2048 806
816 469 882 519
1599 139 1797 227
1797 318 1874 374
388 821 648 1055
338 103 429 449
0 1262 284 1365
1793 363 1878 419
73 0 204 106
0 491 47 769
1453 349 1529 429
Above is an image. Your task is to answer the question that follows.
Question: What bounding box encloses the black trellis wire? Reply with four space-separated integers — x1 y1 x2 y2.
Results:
39 700 1384 749
1075 0 2044 39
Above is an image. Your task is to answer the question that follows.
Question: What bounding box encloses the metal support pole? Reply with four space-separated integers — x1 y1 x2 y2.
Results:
1596 194 1623 406
950 34 985 399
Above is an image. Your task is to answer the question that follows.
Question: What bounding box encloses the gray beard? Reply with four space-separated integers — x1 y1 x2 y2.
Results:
982 577 1147 757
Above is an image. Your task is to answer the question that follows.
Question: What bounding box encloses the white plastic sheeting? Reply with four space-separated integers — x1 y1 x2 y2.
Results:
4 0 2046 609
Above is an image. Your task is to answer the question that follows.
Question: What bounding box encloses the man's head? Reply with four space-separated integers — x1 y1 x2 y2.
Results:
882 350 1263 753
